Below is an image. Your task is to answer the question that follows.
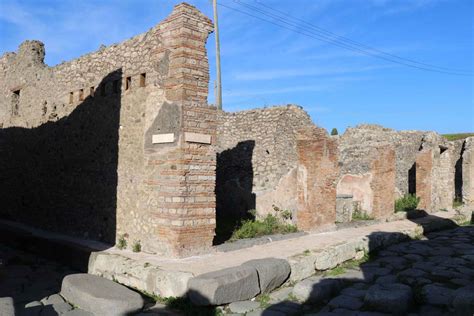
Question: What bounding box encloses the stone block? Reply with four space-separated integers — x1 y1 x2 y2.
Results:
60 273 144 316
242 258 290 293
187 265 260 306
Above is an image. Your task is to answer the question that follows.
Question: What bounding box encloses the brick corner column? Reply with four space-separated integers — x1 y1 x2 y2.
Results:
416 148 434 211
370 145 396 219
145 4 217 257
296 127 339 231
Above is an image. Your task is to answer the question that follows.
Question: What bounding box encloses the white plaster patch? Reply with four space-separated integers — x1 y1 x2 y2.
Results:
184 132 211 144
152 133 174 144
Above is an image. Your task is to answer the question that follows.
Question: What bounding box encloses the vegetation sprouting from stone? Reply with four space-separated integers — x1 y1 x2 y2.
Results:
132 240 142 253
331 128 339 135
442 133 474 141
230 214 297 241
117 234 128 250
394 194 420 212
453 197 463 208
351 209 374 221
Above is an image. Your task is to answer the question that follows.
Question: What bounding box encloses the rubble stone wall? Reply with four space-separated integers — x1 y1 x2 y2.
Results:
216 105 314 219
0 3 217 257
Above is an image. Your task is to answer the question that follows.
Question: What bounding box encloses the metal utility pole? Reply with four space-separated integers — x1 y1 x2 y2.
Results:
213 0 223 110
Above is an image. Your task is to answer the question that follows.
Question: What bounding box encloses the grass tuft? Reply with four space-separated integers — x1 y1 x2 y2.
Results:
395 194 420 213
230 214 297 240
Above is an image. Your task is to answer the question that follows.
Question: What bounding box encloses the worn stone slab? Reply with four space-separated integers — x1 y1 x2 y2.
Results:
242 258 290 293
453 285 474 316
228 300 260 313
364 283 413 314
61 309 94 316
0 297 14 316
184 132 211 144
292 276 344 303
187 265 260 306
60 273 144 316
421 284 454 306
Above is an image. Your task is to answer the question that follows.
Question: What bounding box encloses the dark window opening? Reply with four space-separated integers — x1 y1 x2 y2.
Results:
139 73 146 87
69 92 74 104
79 89 84 101
440 146 448 154
90 86 95 97
125 76 131 90
113 80 119 93
11 90 20 116
408 162 416 195
455 142 465 202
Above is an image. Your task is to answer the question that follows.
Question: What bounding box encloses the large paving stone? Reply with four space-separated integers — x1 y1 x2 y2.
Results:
228 300 260 313
364 283 413 314
292 277 343 304
0 297 14 316
421 284 454 306
187 265 260 306
242 258 290 293
452 285 474 316
60 273 144 316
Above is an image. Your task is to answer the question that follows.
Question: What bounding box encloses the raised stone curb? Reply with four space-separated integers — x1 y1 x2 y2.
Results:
60 273 144 316
88 252 193 297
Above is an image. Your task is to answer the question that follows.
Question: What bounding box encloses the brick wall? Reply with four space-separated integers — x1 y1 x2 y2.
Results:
296 127 338 230
370 146 396 219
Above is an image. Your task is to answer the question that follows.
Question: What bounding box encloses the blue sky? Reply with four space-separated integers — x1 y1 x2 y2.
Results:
1 0 472 134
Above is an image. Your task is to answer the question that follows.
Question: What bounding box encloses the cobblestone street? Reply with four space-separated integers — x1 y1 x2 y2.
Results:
220 225 474 316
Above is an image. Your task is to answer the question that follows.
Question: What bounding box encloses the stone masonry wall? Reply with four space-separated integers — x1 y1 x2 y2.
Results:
216 105 314 221
296 127 338 230
0 3 217 257
338 125 461 214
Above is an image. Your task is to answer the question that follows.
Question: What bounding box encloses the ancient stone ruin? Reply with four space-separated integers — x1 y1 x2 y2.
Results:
1 2 473 259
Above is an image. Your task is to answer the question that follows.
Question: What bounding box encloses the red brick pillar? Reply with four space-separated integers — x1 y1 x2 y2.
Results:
144 3 216 257
416 149 433 211
296 127 338 231
370 146 396 219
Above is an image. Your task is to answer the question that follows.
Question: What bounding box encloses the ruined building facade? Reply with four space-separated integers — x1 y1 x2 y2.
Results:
1 3 472 258
0 3 217 257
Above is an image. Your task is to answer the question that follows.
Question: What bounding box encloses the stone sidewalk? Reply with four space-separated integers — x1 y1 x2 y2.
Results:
88 210 469 297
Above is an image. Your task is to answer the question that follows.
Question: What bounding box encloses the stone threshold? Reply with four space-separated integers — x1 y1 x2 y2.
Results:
1 210 470 298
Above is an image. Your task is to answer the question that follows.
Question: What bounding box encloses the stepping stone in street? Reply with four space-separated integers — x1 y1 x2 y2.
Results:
60 274 144 316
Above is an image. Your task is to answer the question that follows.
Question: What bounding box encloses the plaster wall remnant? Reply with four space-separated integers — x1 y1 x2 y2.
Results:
0 3 217 257
216 105 314 221
296 126 338 231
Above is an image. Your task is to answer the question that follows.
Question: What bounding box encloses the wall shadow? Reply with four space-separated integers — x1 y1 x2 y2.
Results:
214 140 256 245
455 142 465 201
0 69 122 245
